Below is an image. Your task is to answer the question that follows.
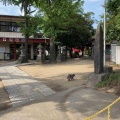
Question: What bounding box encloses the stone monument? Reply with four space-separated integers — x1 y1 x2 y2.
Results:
94 24 104 74
87 23 112 87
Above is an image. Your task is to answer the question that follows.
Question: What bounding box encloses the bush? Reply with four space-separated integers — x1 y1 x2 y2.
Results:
97 72 120 88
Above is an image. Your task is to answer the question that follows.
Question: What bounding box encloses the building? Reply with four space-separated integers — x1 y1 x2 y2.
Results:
0 15 49 60
111 43 120 64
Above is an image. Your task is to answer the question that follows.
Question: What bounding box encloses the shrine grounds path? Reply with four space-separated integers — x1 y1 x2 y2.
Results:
0 58 120 120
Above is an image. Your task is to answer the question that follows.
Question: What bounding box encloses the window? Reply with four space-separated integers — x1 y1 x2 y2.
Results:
0 21 22 32
0 22 6 25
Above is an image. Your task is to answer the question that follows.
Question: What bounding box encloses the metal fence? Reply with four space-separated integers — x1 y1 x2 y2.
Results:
84 97 120 120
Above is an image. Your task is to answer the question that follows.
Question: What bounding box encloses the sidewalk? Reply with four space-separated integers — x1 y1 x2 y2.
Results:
0 61 55 107
0 87 120 120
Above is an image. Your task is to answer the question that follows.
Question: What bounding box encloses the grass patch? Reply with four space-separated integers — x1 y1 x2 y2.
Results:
82 73 90 80
97 72 120 88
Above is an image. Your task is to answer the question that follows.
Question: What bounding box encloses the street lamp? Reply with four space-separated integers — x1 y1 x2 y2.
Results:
103 0 106 66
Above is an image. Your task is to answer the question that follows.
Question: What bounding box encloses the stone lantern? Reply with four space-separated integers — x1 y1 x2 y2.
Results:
37 44 42 61
20 45 25 57
17 44 25 63
56 46 62 62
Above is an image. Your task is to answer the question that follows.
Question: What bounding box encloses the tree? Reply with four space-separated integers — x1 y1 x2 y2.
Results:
36 0 84 63
107 0 120 16
106 0 120 43
56 12 94 47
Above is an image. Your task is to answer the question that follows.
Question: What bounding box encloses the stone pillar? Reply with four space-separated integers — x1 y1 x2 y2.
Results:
87 24 112 87
62 47 67 61
58 46 61 54
31 43 34 59
94 24 104 74
41 43 46 63
14 42 16 60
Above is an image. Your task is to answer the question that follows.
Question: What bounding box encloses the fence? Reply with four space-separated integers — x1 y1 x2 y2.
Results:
84 97 120 120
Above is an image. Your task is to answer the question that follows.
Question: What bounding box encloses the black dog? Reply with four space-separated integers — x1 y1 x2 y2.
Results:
67 74 75 81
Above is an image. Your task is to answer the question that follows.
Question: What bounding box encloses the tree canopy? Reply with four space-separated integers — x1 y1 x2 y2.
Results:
35 0 94 47
56 12 94 47
106 0 120 43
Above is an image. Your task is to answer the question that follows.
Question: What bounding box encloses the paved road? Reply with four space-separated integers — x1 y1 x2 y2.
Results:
0 61 119 120
0 87 120 120
0 62 55 107
65 87 120 120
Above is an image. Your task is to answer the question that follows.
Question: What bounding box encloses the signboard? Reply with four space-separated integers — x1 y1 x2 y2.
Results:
22 38 25 42
9 38 13 42
3 38 6 41
15 38 19 42
0 47 5 53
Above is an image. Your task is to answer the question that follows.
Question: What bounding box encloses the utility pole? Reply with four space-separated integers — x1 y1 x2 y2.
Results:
103 0 106 66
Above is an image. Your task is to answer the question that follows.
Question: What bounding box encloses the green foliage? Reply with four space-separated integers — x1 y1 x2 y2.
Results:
36 0 84 39
107 0 120 16
18 15 42 36
56 12 95 47
0 0 13 5
97 72 120 88
106 0 120 43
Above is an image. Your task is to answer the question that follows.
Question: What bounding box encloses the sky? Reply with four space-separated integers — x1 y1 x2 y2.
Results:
0 0 104 28
83 0 104 28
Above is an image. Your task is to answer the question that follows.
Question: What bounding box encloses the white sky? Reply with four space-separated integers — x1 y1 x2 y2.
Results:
0 0 104 28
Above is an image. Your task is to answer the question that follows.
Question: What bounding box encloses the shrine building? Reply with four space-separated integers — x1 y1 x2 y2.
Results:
0 15 49 60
